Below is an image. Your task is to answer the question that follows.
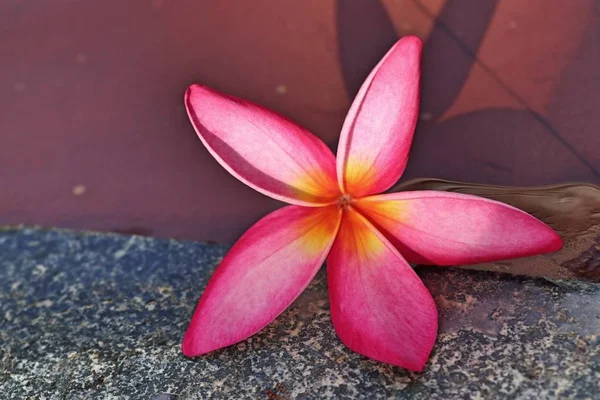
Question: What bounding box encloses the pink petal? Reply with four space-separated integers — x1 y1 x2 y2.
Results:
185 84 340 206
182 205 341 356
336 36 422 197
355 191 563 266
327 207 438 371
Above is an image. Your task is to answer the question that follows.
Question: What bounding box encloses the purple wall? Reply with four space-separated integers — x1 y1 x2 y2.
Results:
2 0 599 242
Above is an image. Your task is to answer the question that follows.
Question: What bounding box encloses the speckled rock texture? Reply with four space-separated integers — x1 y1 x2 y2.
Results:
1 227 599 399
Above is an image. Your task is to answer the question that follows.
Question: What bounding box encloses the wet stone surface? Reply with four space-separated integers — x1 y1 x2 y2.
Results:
1 226 599 399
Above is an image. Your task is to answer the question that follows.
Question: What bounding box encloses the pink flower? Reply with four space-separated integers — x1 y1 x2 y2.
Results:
181 36 562 371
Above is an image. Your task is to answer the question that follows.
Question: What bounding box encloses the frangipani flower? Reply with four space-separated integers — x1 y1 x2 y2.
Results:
181 36 562 371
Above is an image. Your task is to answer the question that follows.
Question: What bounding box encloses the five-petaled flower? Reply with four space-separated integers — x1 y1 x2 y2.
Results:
181 36 562 371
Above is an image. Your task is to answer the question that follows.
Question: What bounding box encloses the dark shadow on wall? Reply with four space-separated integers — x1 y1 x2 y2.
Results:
336 0 499 119
335 0 599 184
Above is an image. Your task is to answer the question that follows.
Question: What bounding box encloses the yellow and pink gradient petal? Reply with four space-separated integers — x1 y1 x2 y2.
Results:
185 85 340 206
327 207 438 371
355 191 563 266
330 205 386 262
336 37 421 198
182 205 341 356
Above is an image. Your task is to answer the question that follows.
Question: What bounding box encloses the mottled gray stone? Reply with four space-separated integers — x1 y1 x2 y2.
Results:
1 226 599 399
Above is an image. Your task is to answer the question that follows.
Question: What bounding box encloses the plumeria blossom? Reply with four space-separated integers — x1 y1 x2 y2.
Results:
181 36 562 371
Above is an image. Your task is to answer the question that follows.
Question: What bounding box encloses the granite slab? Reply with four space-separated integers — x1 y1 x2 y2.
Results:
1 226 599 399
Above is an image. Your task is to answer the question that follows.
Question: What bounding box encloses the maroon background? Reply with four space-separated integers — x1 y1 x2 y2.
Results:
2 0 600 243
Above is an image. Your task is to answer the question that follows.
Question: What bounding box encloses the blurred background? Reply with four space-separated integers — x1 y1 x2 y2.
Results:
1 0 599 243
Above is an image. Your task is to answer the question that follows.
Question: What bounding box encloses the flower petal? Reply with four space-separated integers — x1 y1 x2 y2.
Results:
182 205 341 356
355 191 563 266
336 36 422 197
185 84 340 205
327 207 438 371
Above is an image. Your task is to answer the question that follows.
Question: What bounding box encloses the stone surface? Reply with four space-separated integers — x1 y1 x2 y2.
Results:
1 226 599 399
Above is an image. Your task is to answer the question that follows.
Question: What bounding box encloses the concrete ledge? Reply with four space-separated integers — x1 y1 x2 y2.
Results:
1 227 599 399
